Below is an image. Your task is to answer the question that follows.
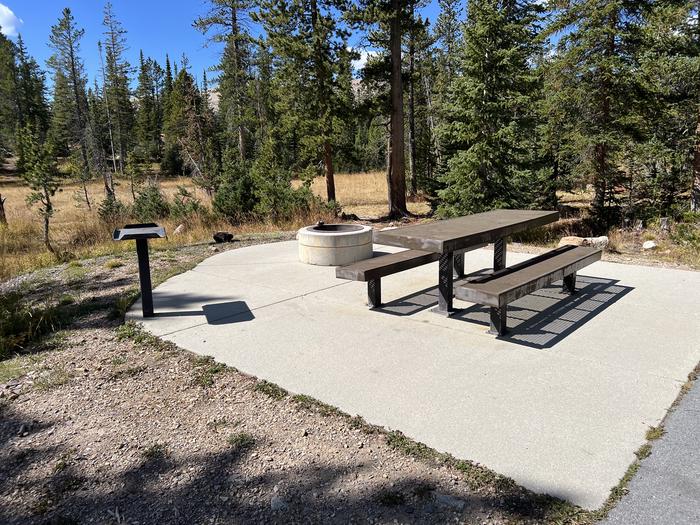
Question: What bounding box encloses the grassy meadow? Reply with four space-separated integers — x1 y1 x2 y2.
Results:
0 170 430 281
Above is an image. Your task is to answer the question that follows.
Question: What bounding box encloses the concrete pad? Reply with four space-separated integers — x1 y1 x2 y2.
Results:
131 240 700 510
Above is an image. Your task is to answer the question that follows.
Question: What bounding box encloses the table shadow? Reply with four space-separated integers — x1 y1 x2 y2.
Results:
376 275 634 349
154 300 255 325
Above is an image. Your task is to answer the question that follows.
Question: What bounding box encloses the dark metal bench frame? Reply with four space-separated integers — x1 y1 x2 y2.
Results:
455 245 602 336
337 245 485 309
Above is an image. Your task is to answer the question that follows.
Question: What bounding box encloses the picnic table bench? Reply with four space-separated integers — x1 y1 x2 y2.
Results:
336 209 603 336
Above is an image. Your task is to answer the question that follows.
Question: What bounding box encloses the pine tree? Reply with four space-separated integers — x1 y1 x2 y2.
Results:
0 31 15 155
47 8 96 194
46 70 75 158
195 0 254 161
18 125 61 253
257 0 350 203
135 51 162 160
102 2 134 175
14 35 50 137
547 0 651 227
437 0 544 216
352 0 424 217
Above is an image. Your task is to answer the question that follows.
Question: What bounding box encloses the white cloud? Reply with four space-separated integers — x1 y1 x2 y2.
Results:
351 50 378 72
0 3 23 37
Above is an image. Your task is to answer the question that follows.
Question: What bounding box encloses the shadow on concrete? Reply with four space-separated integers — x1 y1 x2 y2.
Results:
154 300 255 325
377 276 633 349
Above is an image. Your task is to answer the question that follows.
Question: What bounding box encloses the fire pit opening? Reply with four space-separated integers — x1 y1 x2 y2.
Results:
310 222 364 233
297 222 373 266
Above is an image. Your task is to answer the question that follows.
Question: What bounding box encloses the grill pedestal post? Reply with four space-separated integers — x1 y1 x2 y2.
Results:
136 239 154 318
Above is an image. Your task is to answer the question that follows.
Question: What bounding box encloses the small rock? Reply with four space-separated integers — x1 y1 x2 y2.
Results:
642 240 657 250
270 495 288 512
209 246 220 253
173 224 186 235
213 231 234 243
558 236 608 249
558 236 586 247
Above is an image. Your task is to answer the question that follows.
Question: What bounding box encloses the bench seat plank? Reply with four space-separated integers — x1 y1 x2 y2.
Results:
336 250 440 282
455 245 602 308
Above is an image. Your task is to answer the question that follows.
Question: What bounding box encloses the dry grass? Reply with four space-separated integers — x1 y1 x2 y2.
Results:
299 171 431 217
0 176 337 281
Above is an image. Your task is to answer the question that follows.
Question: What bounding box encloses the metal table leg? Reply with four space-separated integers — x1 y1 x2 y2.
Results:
489 237 507 334
436 251 454 315
136 238 154 318
493 237 506 271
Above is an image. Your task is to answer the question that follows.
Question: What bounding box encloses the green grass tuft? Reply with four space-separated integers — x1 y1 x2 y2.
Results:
142 443 169 459
227 432 255 449
645 425 664 441
104 259 124 269
253 380 288 400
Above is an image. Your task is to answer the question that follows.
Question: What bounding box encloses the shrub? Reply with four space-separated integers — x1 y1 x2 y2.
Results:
0 293 64 360
170 186 205 221
161 145 184 176
213 158 256 222
250 141 318 222
133 184 170 222
98 195 128 224
672 222 700 249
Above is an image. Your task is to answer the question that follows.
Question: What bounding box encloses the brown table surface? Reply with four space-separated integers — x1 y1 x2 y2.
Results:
373 209 559 254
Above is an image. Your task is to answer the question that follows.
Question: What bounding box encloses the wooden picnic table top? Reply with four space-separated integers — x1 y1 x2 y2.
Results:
373 209 559 254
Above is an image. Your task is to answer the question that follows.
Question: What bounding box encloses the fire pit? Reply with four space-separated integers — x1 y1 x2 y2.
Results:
297 222 373 266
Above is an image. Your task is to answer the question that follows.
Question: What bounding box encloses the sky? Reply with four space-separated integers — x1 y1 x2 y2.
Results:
0 0 443 88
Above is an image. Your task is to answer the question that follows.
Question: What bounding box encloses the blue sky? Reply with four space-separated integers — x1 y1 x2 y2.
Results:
1 0 443 88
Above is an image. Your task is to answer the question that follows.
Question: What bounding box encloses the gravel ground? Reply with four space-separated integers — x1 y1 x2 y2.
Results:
1 235 602 524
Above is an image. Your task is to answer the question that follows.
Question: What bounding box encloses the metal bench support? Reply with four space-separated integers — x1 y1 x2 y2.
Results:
488 305 508 336
563 272 577 294
368 279 382 309
454 252 465 278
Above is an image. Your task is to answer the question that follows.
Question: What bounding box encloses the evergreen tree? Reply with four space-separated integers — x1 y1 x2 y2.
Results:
18 125 61 253
47 8 96 195
0 31 15 155
46 70 75 158
547 0 651 227
14 35 50 137
102 2 134 175
351 0 425 217
257 0 351 203
438 0 544 216
135 51 162 160
195 0 254 161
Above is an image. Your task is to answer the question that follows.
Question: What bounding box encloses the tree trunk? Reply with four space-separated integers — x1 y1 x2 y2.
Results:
82 182 92 210
69 41 97 199
693 125 700 210
43 188 54 254
388 0 408 218
324 140 336 203
592 10 617 223
230 5 247 161
408 8 418 197
0 193 7 226
311 0 336 203
98 44 118 197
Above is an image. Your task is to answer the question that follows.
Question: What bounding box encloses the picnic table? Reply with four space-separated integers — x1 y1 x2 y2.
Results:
372 209 559 315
